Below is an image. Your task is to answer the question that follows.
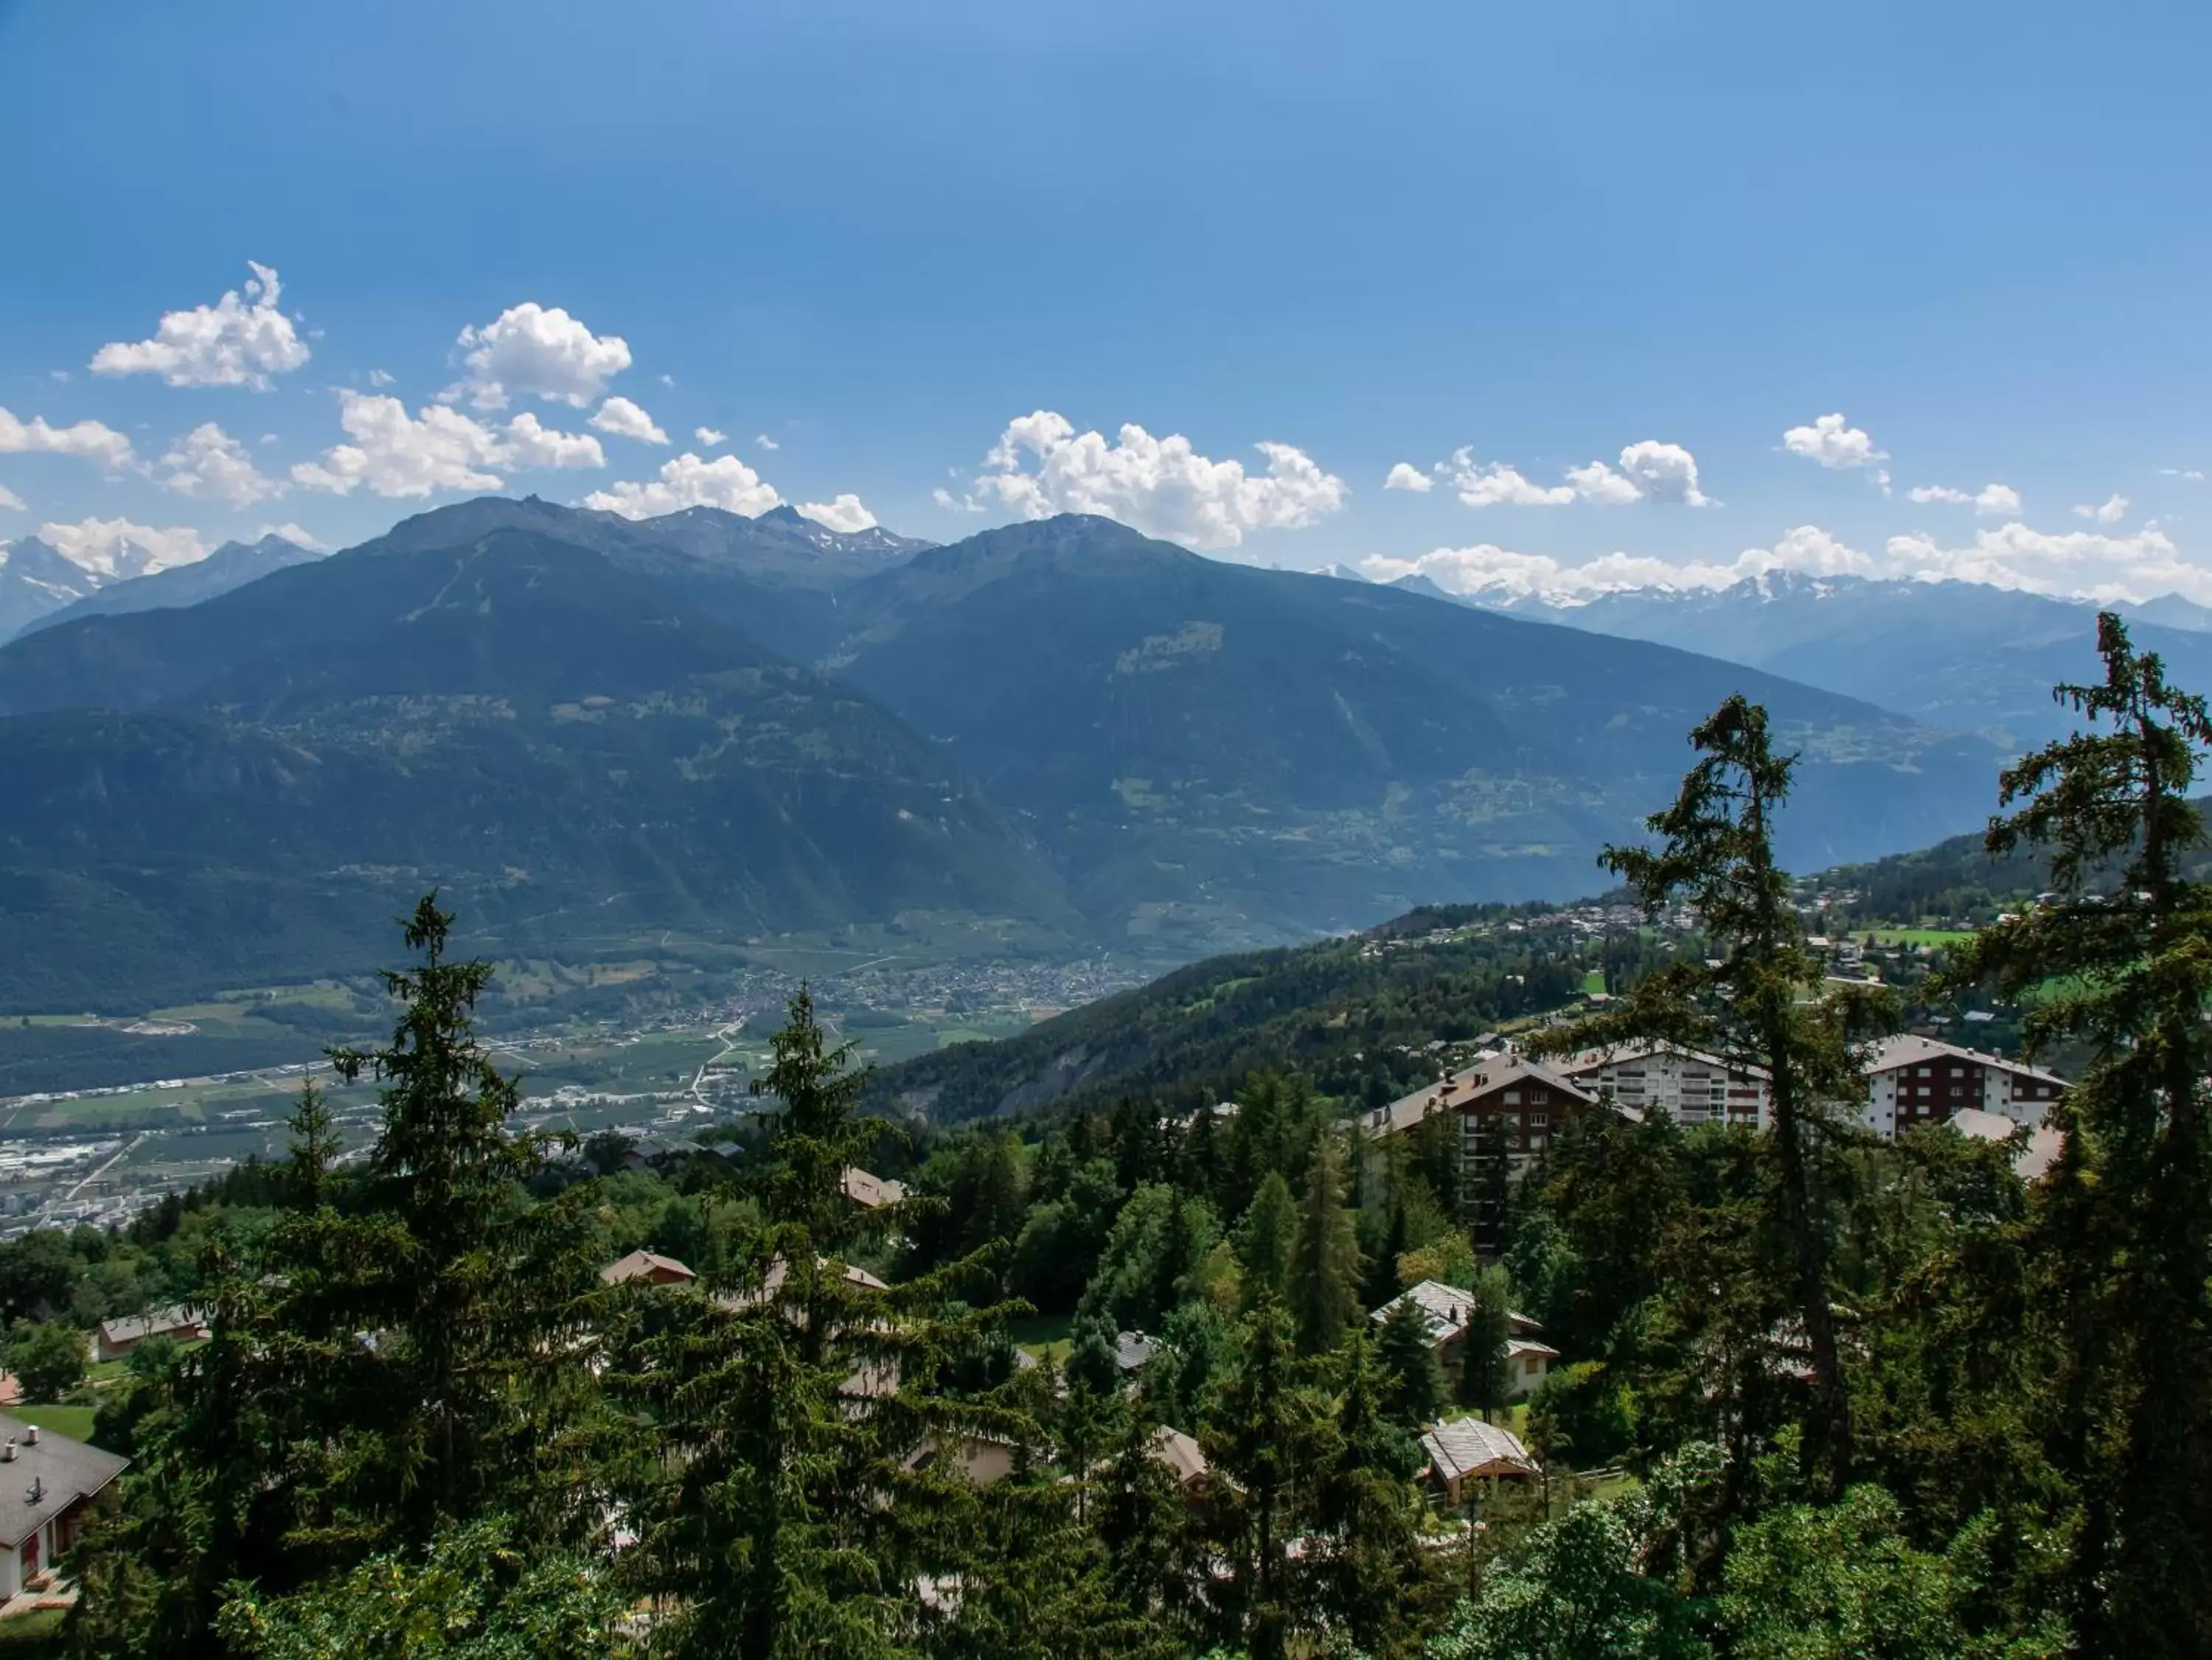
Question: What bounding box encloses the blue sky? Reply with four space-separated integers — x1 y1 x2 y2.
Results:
7 0 2212 599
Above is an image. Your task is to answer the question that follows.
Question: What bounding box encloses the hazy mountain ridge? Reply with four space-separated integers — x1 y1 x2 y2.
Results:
0 500 2012 1005
1408 568 2212 747
21 533 323 636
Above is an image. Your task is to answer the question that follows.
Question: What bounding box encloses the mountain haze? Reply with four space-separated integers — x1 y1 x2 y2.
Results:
21 534 322 635
1420 569 2212 748
0 499 2012 1005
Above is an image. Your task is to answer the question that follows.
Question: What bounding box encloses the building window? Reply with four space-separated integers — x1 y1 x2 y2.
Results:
1502 1090 1521 1104
1529 1112 1548 1127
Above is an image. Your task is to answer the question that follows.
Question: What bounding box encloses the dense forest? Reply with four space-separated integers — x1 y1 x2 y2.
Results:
0 614 2204 1656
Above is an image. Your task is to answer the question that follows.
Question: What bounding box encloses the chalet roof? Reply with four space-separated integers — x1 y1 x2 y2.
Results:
597 1250 697 1286
1865 1034 2066 1088
841 1167 907 1209
1363 1051 1601 1140
1113 1331 1161 1373
1557 1042 1772 1084
1421 1416 1536 1484
1149 1426 1209 1487
95 1305 203 1346
1950 1107 2065 1182
1506 1336 1560 1361
1368 1280 1543 1345
0 1417 128 1548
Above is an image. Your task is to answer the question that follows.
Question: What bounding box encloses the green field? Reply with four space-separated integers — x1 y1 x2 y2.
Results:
1580 969 1607 994
12 1405 98 1445
1853 927 1975 947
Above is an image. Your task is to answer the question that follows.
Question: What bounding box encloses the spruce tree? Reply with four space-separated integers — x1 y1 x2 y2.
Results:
1375 1296 1447 1430
1937 614 2212 1654
1527 695 1891 1499
1236 1172 1298 1311
1287 1131 1363 1355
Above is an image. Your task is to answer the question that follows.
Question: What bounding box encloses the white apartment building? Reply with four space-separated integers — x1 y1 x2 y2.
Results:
1557 1043 1773 1131
1860 1033 2067 1137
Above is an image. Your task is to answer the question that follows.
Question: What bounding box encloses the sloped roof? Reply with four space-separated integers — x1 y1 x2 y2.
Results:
1950 1107 2065 1182
1865 1033 2065 1087
1368 1280 1543 1345
1421 1416 1536 1484
1149 1426 1209 1487
598 1249 697 1286
841 1167 907 1209
95 1305 203 1346
0 1417 128 1548
1363 1051 1602 1139
1557 1041 1772 1084
1113 1331 1161 1373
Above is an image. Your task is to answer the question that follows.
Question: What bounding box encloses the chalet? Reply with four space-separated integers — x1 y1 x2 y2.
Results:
1113 1331 1161 1375
597 1250 698 1288
0 1418 128 1597
841 1168 907 1210
1558 1043 1773 1131
1950 1106 2065 1182
92 1305 206 1363
1861 1035 2066 1137
1365 1052 1607 1168
1419 1416 1537 1507
1368 1280 1559 1398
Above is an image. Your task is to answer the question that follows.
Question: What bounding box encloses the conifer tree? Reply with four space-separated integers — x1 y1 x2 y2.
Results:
1375 1295 1447 1429
1287 1131 1363 1354
1527 696 1891 1499
1937 614 2212 1654
1202 1291 1329 1660
1312 1332 1433 1657
1236 1172 1298 1311
1455 1264 1514 1420
605 987 1027 1660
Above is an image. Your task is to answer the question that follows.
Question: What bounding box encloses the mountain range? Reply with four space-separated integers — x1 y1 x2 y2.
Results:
0 499 2014 1009
0 531 322 643
1410 570 2212 749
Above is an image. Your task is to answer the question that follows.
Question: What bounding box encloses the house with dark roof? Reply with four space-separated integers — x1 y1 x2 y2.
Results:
0 1417 128 1596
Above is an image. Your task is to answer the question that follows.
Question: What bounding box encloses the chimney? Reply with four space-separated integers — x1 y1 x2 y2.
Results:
24 1426 38 1446
4 1440 17 1463
27 1477 41 1504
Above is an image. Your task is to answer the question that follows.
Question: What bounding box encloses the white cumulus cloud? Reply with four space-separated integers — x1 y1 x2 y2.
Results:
695 426 727 447
291 391 600 498
0 487 24 512
1908 482 2021 515
2158 467 2205 482
1433 440 1711 509
2073 493 2129 524
933 487 985 513
89 262 309 390
1384 461 1433 493
501 412 606 470
583 452 782 520
1363 518 2211 609
755 433 780 451
799 494 879 534
1615 440 1712 506
591 396 669 445
970 411 1347 550
1446 450 1575 506
450 302 631 410
157 423 283 508
1361 524 1865 605
39 517 209 574
0 407 136 472
1782 412 1887 469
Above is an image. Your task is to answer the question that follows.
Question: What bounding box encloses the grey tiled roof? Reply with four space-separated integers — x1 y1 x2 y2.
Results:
0 1416 128 1547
